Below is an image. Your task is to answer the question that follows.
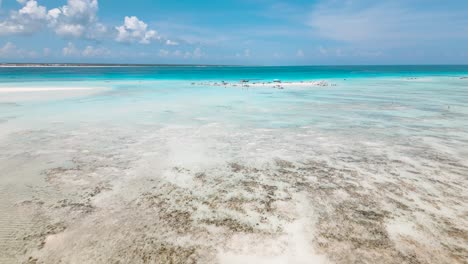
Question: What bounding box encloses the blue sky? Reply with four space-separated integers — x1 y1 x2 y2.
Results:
0 0 467 65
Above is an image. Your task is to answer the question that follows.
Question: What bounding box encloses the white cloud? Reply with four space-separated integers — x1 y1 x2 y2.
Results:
0 0 47 35
19 0 47 20
236 49 252 58
47 8 61 22
0 42 17 57
158 49 169 57
165 39 179 46
318 46 327 55
47 0 98 25
0 41 38 58
314 45 383 59
316 46 344 57
116 16 160 44
82 45 110 57
193 47 202 58
62 42 79 56
179 47 203 59
86 22 107 39
0 0 105 39
55 23 85 37
0 21 28 35
0 0 178 47
0 0 198 54
63 42 110 57
47 0 104 39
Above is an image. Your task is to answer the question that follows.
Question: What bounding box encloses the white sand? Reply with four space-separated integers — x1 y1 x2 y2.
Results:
0 87 96 93
0 86 110 102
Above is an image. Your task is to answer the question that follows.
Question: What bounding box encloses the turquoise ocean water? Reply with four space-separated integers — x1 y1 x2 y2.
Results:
2 65 468 81
0 66 467 263
1 65 468 132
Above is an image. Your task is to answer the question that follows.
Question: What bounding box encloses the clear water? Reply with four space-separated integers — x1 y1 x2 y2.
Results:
0 66 467 263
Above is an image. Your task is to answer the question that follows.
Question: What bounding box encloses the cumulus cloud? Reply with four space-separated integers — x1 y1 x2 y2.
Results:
55 23 85 37
116 16 160 44
47 0 98 26
0 0 47 35
82 45 110 57
1 0 181 46
62 42 110 57
0 0 190 59
0 20 27 35
47 0 106 39
0 0 106 39
0 41 38 58
0 42 17 57
62 42 79 56
19 0 47 20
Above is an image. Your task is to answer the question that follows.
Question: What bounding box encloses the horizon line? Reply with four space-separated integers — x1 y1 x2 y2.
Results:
1 63 468 67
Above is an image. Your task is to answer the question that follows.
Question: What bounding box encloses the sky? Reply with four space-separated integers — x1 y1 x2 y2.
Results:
0 0 467 65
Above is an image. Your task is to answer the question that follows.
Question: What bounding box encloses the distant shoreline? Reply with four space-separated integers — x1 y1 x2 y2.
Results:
1 63 467 68
0 63 237 68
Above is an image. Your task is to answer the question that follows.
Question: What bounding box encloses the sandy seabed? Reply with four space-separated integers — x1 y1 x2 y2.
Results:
0 81 467 264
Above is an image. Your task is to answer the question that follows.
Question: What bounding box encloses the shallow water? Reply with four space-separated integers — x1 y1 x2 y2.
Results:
0 66 467 263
